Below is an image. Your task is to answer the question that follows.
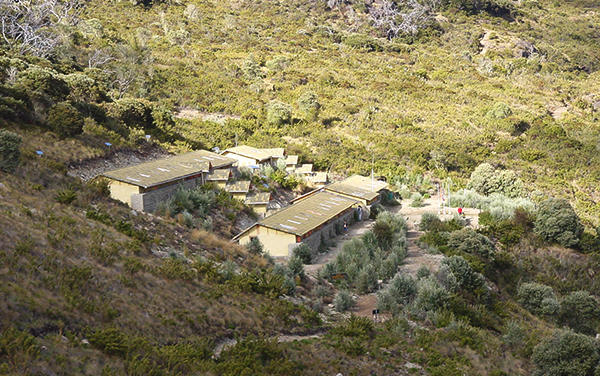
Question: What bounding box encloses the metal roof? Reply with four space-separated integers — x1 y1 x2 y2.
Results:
324 175 388 201
101 150 216 188
258 191 358 236
225 180 251 193
222 145 285 162
245 192 271 205
206 169 231 181
285 155 299 166
191 150 236 169
295 164 313 174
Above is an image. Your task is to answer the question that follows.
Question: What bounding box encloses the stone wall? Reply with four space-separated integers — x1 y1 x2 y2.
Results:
131 178 202 212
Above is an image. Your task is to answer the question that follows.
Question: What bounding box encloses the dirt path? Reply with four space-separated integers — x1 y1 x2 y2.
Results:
304 218 375 278
352 197 479 317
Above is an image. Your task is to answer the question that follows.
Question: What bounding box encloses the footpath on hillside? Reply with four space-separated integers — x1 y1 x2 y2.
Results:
305 197 479 318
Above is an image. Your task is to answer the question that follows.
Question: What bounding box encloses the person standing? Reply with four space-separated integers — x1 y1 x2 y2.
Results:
343 221 348 236
458 207 464 217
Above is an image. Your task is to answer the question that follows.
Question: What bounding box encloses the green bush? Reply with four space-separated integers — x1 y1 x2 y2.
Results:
297 92 320 121
559 291 600 335
266 100 292 126
246 237 264 255
55 188 78 205
532 329 600 376
377 273 417 314
486 102 512 119
0 129 22 173
534 198 583 247
105 98 155 130
292 243 312 264
467 163 524 198
89 327 128 357
517 282 560 317
288 255 305 277
447 228 495 259
414 276 450 313
410 192 424 207
441 256 485 293
334 290 355 312
47 102 85 138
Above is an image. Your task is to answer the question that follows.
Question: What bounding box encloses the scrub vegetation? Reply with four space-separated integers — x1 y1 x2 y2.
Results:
2 0 600 374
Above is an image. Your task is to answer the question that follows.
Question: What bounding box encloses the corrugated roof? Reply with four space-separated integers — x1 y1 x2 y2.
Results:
191 150 236 169
101 150 214 188
206 169 231 181
245 192 271 205
325 175 388 201
222 145 277 162
225 180 251 193
259 191 358 236
285 155 299 166
296 164 313 174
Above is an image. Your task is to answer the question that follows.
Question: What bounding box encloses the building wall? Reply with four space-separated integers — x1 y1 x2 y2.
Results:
248 203 267 213
108 180 141 206
130 177 203 212
231 192 248 201
238 226 296 257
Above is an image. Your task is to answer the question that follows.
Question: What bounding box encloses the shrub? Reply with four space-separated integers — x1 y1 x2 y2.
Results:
414 276 450 313
532 329 600 376
377 273 417 314
534 198 583 247
55 188 77 205
502 320 525 348
356 263 379 294
246 237 264 255
89 327 128 357
487 102 512 119
447 228 495 259
297 92 320 121
410 192 424 207
266 100 292 126
334 290 355 312
416 265 431 279
292 243 312 264
467 163 524 198
441 256 485 293
0 129 22 173
288 255 305 277
47 102 85 138
517 282 560 317
106 98 155 130
559 291 600 335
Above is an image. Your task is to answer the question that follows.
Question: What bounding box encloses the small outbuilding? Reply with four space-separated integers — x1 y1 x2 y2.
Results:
233 191 359 257
221 145 286 167
225 180 251 201
245 192 271 213
206 169 232 189
292 175 388 206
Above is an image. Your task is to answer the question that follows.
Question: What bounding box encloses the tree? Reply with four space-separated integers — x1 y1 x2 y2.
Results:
0 130 22 173
534 198 583 247
447 228 495 259
46 102 84 138
559 291 600 335
0 0 82 57
369 0 440 39
532 329 599 376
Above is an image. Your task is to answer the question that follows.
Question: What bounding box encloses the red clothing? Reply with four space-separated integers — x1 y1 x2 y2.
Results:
458 207 463 214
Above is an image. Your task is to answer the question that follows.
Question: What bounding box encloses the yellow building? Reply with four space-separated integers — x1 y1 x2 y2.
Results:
100 150 235 212
233 191 359 257
205 169 232 189
285 155 299 171
291 175 388 206
225 180 251 201
245 192 271 213
221 145 285 167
